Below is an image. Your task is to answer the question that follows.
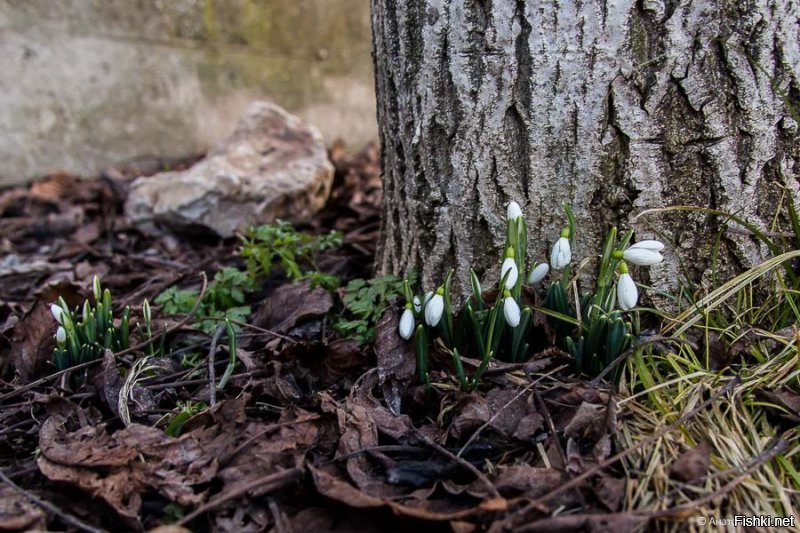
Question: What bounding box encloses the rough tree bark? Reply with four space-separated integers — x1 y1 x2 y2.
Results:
371 0 800 298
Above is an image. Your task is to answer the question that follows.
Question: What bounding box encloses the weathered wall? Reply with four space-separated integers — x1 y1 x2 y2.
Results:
0 0 376 186
373 0 800 297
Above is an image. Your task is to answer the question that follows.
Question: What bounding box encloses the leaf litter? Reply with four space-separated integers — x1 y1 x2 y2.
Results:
0 143 776 531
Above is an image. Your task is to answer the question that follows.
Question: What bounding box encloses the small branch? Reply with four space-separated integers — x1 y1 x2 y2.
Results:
0 468 105 533
412 427 501 499
176 468 304 527
207 325 225 406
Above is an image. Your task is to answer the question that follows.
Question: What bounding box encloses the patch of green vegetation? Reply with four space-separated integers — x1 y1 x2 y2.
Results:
334 272 416 343
239 221 342 290
51 276 143 370
155 267 256 333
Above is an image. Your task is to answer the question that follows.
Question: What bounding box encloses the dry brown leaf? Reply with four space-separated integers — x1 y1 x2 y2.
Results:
37 415 218 526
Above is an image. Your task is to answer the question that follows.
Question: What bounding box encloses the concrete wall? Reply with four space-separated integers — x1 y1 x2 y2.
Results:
0 0 376 186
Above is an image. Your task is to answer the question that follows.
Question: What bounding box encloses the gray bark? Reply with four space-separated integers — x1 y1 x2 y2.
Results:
371 0 800 298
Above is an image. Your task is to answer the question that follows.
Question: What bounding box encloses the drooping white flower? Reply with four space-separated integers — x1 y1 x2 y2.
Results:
551 237 571 269
399 308 415 339
55 326 67 345
503 296 521 327
50 304 65 325
425 292 444 327
628 239 664 252
617 273 638 310
413 296 421 313
507 201 523 221
500 257 519 290
528 262 549 284
623 247 663 266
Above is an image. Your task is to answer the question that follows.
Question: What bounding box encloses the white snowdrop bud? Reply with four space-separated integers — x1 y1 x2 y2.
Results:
622 247 663 266
507 201 523 221
425 291 444 327
500 257 519 290
55 326 67 345
527 263 549 284
628 239 664 252
413 296 421 313
617 273 638 311
399 307 415 340
503 296 521 327
50 304 65 325
551 236 571 269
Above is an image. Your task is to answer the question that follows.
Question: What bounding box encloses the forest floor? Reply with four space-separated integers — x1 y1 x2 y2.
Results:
0 144 798 532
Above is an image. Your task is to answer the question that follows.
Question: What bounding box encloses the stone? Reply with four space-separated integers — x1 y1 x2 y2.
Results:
124 101 334 237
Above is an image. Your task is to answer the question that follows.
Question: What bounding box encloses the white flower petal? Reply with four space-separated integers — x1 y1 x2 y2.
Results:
423 291 433 307
617 273 638 310
507 201 523 221
628 239 664 252
50 304 65 325
425 294 444 327
56 326 66 344
551 237 572 269
500 258 519 289
527 263 549 284
413 296 421 313
623 247 663 266
503 297 521 327
399 308 415 339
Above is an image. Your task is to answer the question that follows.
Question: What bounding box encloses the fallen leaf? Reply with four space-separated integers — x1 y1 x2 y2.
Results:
669 443 710 483
253 281 333 334
0 486 47 531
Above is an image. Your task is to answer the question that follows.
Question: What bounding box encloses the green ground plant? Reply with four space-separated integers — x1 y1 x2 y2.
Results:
618 197 800 527
51 276 143 370
239 220 342 290
334 272 416 343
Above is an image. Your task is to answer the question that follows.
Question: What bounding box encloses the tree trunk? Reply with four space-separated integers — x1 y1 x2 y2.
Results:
371 0 800 298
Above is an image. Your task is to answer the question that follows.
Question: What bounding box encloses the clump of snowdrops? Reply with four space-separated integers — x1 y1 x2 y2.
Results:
398 201 665 390
51 276 157 370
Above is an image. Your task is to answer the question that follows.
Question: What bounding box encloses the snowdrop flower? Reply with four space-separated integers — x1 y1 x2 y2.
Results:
423 291 433 307
50 304 65 325
507 201 523 221
619 239 665 266
550 229 572 269
413 296 421 313
628 239 664 252
528 262 549 284
425 289 445 327
399 306 415 340
503 293 521 327
55 326 67 346
500 250 519 290
622 247 663 266
617 263 638 311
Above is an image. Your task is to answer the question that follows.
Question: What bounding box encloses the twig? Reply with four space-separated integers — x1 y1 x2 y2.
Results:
176 468 304 527
141 369 264 391
0 468 105 533
412 427 502 499
207 325 225 406
456 366 564 458
0 273 208 404
502 376 740 528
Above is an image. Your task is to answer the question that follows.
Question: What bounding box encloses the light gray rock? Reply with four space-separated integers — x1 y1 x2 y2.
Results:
124 101 334 237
